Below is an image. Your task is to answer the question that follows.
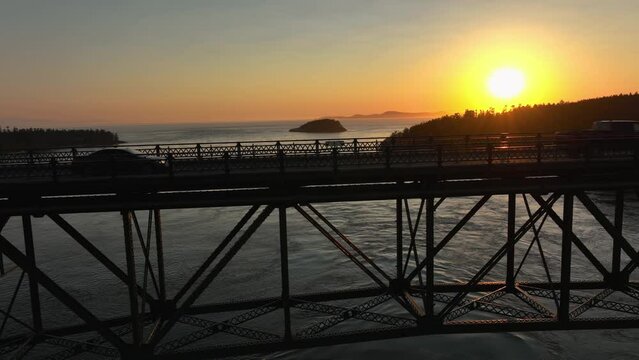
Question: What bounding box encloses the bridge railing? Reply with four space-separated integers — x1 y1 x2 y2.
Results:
1 133 638 179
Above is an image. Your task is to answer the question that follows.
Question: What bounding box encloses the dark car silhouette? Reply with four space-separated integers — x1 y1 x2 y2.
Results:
72 148 167 176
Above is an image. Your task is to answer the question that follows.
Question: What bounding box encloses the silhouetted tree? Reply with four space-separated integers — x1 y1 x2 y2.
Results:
389 93 639 139
0 128 121 151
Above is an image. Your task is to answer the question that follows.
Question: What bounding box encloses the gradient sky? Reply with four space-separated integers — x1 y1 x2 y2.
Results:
1 0 638 125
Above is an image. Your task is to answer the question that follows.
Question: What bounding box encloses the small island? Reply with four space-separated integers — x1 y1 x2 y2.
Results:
289 118 347 133
0 127 122 151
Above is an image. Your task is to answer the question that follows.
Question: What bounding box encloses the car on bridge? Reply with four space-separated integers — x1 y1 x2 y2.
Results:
71 148 167 176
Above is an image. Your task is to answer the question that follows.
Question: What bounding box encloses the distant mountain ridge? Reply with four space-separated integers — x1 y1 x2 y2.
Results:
325 110 444 119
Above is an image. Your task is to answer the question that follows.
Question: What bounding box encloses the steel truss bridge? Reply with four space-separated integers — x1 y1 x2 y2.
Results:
1 133 639 358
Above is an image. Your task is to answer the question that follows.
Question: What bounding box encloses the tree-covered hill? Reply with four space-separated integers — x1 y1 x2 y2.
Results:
390 93 639 139
0 128 121 151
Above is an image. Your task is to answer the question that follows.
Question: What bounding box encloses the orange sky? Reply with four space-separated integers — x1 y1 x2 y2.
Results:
1 1 638 125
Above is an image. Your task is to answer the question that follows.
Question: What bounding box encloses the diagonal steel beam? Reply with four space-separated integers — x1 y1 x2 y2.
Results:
48 214 156 304
306 203 392 282
0 271 26 338
173 205 260 303
0 309 34 335
178 315 280 342
445 288 507 321
296 295 392 337
0 234 126 351
41 323 135 360
131 211 161 300
569 288 615 319
122 210 142 346
400 198 428 311
435 293 547 320
406 195 492 282
575 193 639 277
519 194 559 310
157 303 278 353
0 216 9 276
513 206 550 278
293 295 415 330
623 285 639 301
523 286 639 316
402 290 426 318
434 195 492 255
294 205 386 288
42 335 121 359
437 194 560 319
514 286 555 318
531 194 610 279
295 205 423 318
401 198 424 277
151 205 273 347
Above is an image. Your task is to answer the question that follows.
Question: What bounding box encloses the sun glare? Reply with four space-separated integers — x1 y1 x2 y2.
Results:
487 68 526 99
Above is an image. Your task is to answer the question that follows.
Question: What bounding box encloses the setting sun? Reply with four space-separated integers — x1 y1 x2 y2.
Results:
487 68 526 99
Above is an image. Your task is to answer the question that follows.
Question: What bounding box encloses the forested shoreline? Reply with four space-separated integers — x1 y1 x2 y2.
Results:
0 128 121 151
389 93 639 139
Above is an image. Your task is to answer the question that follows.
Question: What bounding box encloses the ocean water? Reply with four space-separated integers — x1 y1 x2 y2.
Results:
1 118 639 359
105 118 422 144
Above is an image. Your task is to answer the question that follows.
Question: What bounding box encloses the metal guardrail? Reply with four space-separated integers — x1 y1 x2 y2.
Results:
1 133 638 180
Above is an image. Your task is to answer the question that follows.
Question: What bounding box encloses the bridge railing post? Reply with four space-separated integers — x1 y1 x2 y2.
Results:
236 142 242 158
196 143 202 160
155 145 161 157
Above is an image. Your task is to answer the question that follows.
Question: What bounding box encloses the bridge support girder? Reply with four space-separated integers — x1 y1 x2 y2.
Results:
1 188 639 358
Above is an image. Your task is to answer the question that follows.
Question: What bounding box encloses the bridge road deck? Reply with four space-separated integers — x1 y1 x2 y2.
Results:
1 133 639 213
